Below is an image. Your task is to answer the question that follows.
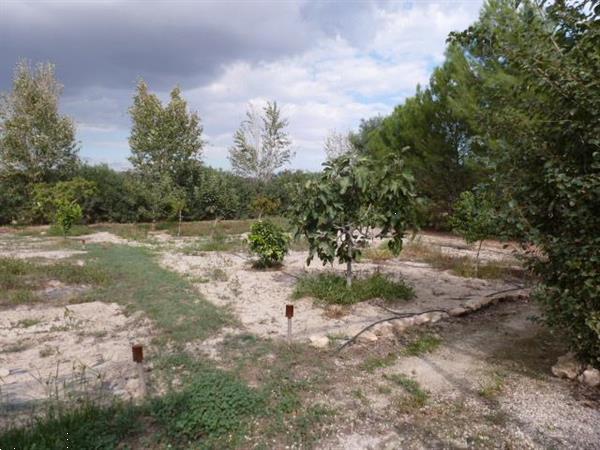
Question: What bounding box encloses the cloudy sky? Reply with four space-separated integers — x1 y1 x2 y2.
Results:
0 0 483 171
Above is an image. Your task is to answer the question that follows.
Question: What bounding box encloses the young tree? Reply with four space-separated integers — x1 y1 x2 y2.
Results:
0 60 79 184
228 101 293 180
289 153 417 287
450 190 497 276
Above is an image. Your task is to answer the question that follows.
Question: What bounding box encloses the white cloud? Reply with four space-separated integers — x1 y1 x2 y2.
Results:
43 0 485 171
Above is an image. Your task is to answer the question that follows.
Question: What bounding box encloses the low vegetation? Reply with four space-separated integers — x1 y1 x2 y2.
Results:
247 219 289 268
84 244 232 342
293 272 414 305
0 256 108 306
402 333 442 357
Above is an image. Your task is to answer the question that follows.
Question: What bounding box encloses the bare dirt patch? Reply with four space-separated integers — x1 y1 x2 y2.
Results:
0 301 154 415
161 246 522 343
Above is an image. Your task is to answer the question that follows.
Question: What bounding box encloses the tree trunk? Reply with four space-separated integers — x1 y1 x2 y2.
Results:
475 240 483 277
177 209 182 237
346 229 353 288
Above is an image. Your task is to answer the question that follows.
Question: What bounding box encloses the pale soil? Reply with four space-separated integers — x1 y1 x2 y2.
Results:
1 229 598 448
321 300 600 449
0 301 153 418
160 246 521 342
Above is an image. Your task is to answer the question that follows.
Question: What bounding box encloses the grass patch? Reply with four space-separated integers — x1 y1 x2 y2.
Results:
16 318 41 328
84 244 232 342
477 371 506 399
401 240 523 280
0 401 140 450
384 373 429 410
293 272 414 305
362 243 395 262
0 257 108 307
402 333 442 356
360 352 397 372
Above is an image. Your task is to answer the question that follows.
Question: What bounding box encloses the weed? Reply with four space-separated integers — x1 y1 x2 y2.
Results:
293 272 414 305
360 353 397 372
402 333 442 356
385 373 429 409
401 240 523 280
477 371 506 399
363 243 394 262
16 318 41 328
39 346 56 358
2 341 31 353
206 267 229 282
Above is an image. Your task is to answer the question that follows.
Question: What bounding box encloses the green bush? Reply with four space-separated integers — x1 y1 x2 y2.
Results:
293 272 414 305
248 220 289 267
54 199 83 236
152 368 264 441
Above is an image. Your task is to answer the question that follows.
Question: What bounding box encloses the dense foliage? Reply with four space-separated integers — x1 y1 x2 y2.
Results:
289 152 417 286
248 220 290 267
447 0 600 364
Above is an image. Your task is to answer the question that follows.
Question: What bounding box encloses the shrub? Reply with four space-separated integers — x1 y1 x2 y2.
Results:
248 220 289 267
293 272 414 305
54 199 83 236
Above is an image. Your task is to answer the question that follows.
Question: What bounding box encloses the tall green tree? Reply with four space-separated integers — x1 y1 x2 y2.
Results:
449 0 600 364
128 80 204 224
0 61 79 184
228 101 293 181
366 60 480 228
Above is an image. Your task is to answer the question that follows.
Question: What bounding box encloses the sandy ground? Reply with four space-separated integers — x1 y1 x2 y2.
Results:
1 229 597 448
321 300 600 449
0 301 153 415
161 246 522 342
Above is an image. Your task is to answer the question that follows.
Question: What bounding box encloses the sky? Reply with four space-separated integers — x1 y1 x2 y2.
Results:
0 0 484 171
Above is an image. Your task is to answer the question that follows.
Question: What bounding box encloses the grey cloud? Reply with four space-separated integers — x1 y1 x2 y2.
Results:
0 0 324 92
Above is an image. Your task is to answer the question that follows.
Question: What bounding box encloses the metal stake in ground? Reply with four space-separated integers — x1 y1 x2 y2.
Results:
131 344 147 398
286 304 294 343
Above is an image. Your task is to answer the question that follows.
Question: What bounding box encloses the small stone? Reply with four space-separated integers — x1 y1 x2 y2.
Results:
412 314 431 325
426 312 446 323
552 352 584 380
373 322 394 337
465 298 491 311
309 335 329 349
356 331 378 343
578 368 600 387
0 368 10 378
392 321 407 335
449 307 468 317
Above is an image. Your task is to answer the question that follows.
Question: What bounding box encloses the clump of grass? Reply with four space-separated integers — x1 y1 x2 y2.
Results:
384 373 429 410
0 401 140 449
0 257 108 307
293 272 414 305
478 371 506 399
16 318 41 328
206 267 228 282
401 240 522 280
183 234 244 254
362 243 394 262
402 333 442 356
360 353 397 372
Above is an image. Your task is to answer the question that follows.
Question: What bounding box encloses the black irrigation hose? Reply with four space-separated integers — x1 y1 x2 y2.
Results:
335 285 529 353
335 309 450 353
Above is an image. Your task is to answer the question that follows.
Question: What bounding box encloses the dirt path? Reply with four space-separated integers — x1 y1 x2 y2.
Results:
322 300 600 449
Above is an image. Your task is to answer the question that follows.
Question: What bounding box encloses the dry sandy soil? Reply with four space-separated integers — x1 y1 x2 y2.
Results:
1 229 598 448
